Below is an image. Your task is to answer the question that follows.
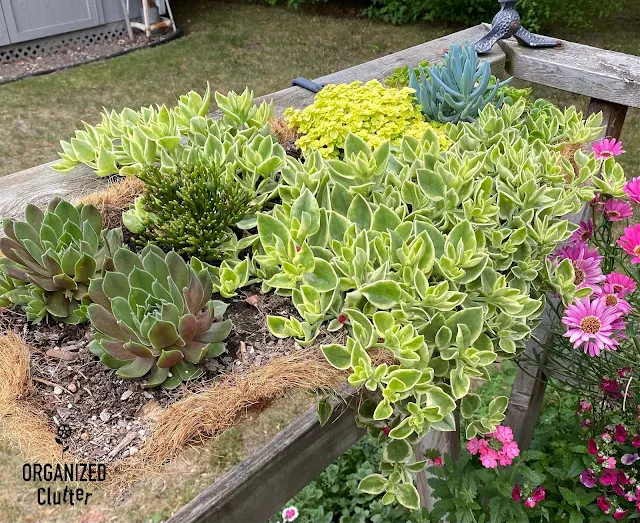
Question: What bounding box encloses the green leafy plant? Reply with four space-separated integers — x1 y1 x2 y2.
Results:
86 245 232 388
384 61 430 88
53 85 274 178
0 198 122 323
284 79 450 158
126 162 254 262
360 0 624 31
409 42 511 123
269 436 428 523
243 95 615 508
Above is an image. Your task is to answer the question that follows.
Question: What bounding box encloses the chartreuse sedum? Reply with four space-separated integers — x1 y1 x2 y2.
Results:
0 197 122 324
87 245 232 389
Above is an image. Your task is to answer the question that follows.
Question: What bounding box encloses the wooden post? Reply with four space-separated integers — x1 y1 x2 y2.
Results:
415 414 461 510
504 98 628 450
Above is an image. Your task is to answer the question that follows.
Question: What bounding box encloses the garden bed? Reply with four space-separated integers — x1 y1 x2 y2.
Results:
1 22 639 523
0 281 341 466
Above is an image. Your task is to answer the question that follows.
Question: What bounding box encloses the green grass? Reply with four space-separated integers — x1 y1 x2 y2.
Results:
0 0 455 177
2 0 636 179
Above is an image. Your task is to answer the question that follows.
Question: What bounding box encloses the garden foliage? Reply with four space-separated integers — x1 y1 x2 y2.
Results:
409 43 510 123
269 436 428 523
52 86 275 179
125 162 254 261
267 0 625 32
0 198 122 323
46 61 625 507
87 245 232 388
250 98 611 507
284 80 450 158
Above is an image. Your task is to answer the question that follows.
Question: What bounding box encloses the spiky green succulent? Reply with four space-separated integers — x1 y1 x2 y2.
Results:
409 42 511 123
0 198 122 323
86 245 232 389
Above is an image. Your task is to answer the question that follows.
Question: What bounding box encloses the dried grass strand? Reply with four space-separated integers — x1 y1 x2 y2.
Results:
0 332 61 464
77 176 145 229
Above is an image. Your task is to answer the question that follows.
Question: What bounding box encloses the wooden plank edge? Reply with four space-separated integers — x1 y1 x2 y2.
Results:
167 404 365 523
496 36 640 109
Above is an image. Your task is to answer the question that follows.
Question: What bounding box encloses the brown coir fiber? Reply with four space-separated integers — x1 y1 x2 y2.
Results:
0 332 61 464
269 117 298 145
1 331 390 490
109 348 348 489
77 176 145 229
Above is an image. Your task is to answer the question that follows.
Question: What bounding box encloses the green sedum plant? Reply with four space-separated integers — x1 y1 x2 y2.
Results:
241 96 616 508
284 80 450 159
0 198 122 323
87 245 232 389
53 85 274 178
126 162 254 262
409 42 511 123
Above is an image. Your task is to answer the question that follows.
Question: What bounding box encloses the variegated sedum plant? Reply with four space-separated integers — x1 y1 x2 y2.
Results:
231 98 623 509
53 85 278 193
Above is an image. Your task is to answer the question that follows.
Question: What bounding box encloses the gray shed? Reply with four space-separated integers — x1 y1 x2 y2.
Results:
0 0 166 58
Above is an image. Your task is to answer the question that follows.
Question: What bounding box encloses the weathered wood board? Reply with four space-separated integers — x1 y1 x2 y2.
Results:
167 404 365 523
496 32 640 109
0 24 505 223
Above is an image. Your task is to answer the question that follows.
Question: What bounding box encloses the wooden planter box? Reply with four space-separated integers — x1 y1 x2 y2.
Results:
1 23 639 523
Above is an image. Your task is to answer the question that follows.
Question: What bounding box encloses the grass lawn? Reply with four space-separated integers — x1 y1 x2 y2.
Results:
0 0 638 178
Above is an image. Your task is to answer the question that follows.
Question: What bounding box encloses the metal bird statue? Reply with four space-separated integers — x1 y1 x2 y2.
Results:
475 0 561 54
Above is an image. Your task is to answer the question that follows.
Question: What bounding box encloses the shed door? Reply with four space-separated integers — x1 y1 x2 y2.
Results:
1 0 100 43
0 3 10 46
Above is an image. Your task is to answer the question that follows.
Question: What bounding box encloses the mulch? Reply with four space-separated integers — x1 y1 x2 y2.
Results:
0 285 305 462
0 28 175 84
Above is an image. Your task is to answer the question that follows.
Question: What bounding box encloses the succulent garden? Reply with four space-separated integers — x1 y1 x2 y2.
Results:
1 39 638 522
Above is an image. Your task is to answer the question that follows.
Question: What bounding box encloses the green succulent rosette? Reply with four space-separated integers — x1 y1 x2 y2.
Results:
0 197 122 323
86 245 232 389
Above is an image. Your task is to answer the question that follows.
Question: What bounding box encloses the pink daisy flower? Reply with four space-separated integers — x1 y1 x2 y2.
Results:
617 224 640 263
605 272 637 296
562 296 624 356
594 283 632 314
555 243 605 291
624 177 640 204
604 199 633 221
569 220 594 243
593 138 625 159
614 509 629 520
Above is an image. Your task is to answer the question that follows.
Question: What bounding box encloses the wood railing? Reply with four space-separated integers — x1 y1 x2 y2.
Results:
1 23 639 523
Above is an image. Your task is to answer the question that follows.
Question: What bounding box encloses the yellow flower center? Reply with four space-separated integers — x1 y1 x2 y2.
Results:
613 284 624 293
573 264 586 285
634 245 640 256
580 315 601 334
605 294 619 307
